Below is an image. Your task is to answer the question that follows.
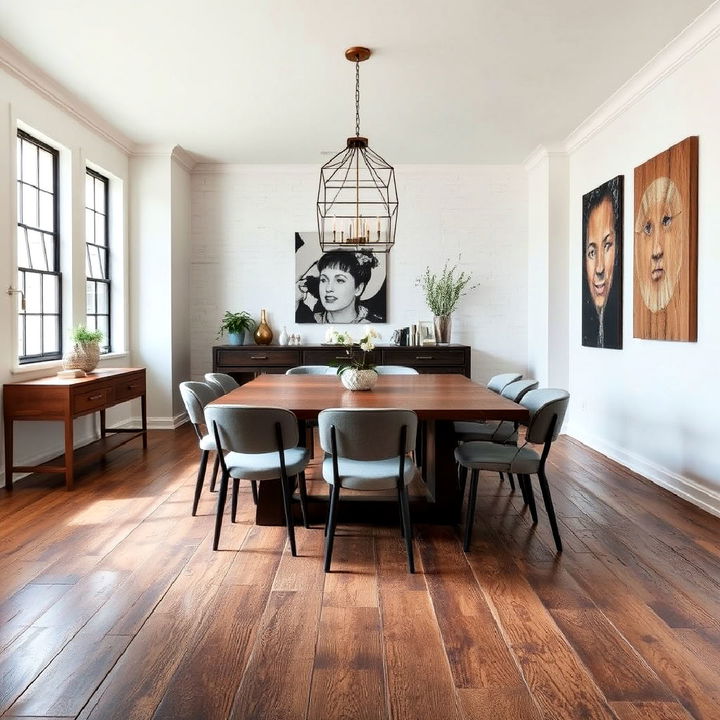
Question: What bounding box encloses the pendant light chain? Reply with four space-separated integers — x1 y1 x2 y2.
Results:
355 58 361 137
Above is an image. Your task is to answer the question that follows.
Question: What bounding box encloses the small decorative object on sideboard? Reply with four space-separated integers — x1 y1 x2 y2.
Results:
254 309 273 345
417 258 478 344
217 310 256 346
329 327 380 391
279 326 289 346
59 325 103 377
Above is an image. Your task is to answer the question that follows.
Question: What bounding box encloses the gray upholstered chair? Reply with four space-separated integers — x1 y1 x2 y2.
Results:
486 372 523 394
318 408 418 573
286 365 333 375
205 405 310 555
179 381 235 515
455 388 569 553
204 372 239 395
374 366 419 375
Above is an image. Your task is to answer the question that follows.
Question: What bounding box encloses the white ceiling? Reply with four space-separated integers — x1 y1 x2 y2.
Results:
0 0 715 163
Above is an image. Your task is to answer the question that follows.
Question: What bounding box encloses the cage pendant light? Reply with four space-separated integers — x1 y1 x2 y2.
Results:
317 47 398 254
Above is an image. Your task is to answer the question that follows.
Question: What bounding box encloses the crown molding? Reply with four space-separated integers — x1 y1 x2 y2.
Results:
523 143 568 172
170 145 197 172
564 1 720 153
0 37 134 155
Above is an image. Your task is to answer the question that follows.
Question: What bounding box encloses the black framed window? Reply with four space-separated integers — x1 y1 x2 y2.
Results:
16 130 61 363
85 169 111 353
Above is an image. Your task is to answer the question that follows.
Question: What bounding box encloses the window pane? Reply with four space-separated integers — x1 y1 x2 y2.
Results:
39 191 54 232
95 213 106 247
97 281 109 314
16 138 22 180
97 316 109 347
22 184 38 226
85 173 95 210
27 230 47 270
16 226 29 268
21 140 38 185
86 281 97 314
88 245 101 278
43 316 59 354
86 314 97 331
95 178 105 213
85 208 94 243
24 272 42 313
25 315 42 356
17 316 24 358
39 150 54 192
43 234 56 271
44 274 59 313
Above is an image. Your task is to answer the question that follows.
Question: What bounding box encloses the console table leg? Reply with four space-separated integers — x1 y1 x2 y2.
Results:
99 409 106 438
64 414 75 491
141 394 148 449
4 417 13 491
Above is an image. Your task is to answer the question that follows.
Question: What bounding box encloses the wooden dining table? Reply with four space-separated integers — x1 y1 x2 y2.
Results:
209 373 529 525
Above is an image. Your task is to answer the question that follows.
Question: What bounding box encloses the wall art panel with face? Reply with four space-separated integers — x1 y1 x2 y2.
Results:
582 175 624 349
633 136 698 341
295 232 387 324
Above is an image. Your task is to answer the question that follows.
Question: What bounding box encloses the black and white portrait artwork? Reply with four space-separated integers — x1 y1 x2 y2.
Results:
295 232 387 324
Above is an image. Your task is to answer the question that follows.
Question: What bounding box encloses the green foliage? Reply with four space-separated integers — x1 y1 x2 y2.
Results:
71 325 103 345
217 311 256 338
416 258 478 316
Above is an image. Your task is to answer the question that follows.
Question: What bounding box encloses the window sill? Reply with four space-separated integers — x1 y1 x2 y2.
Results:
10 351 129 376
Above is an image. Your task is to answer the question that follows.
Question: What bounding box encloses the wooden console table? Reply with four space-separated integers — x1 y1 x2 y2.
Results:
3 368 147 491
213 344 471 382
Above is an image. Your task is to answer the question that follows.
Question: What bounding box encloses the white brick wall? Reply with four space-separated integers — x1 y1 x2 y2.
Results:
190 164 528 382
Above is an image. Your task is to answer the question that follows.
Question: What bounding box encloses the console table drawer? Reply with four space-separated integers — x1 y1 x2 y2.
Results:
383 349 467 366
217 349 302 367
303 348 379 365
73 387 111 414
114 372 146 402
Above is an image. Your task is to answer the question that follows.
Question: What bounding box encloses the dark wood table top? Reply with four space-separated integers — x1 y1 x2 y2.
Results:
210 373 529 422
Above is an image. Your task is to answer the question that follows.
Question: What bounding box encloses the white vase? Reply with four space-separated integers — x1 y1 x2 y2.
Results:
340 368 378 391
279 326 289 346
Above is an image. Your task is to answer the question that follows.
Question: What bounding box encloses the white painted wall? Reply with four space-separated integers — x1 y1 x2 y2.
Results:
0 64 131 478
564 23 720 514
190 164 528 383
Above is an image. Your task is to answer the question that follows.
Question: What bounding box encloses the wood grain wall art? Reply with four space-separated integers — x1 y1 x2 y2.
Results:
633 136 698 341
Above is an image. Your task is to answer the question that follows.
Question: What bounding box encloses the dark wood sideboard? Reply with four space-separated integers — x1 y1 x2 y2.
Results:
213 344 471 383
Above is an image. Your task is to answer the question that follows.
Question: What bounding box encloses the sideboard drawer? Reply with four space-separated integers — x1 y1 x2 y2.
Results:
383 349 467 366
73 387 111 414
216 349 302 367
303 348 379 366
114 372 146 402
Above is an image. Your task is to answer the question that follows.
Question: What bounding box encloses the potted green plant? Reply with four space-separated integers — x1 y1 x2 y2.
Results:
328 327 380 390
217 311 256 346
416 258 478 343
62 325 104 374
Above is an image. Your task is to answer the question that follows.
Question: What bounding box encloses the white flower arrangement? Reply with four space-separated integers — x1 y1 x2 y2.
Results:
328 327 380 373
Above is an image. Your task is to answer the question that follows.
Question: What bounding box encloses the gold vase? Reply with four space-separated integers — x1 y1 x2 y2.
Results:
254 309 273 345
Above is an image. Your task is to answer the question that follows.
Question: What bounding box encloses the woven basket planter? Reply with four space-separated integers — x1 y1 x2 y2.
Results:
62 342 100 374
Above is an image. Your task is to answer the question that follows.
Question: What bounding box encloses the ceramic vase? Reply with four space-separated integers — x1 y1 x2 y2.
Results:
62 342 100 374
434 315 452 344
254 309 273 345
340 368 378 391
279 326 289 346
227 332 243 346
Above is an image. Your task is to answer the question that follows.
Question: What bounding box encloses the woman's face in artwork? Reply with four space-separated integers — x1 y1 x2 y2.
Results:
634 177 684 312
319 264 364 313
585 196 617 310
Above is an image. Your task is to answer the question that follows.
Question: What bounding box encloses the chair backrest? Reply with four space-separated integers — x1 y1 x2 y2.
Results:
501 378 539 403
179 381 217 427
205 405 300 454
522 389 570 444
487 372 523 393
286 365 333 375
204 372 239 394
374 366 419 375
318 408 418 461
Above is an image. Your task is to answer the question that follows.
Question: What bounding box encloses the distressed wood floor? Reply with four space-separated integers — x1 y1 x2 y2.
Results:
1 425 719 719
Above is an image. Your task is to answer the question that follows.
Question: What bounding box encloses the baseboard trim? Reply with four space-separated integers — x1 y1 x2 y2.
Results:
110 412 187 431
566 424 720 519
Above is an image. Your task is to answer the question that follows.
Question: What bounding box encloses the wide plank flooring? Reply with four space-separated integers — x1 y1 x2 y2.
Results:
1 425 719 719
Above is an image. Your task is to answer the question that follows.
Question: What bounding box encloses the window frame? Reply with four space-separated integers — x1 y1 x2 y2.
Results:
16 128 62 364
85 167 111 353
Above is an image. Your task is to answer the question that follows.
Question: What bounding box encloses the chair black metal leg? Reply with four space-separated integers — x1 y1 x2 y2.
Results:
507 472 516 492
279 473 297 557
498 472 505 483
463 469 479 552
537 469 563 553
213 470 230 550
458 464 468 499
324 483 341 572
297 472 309 529
231 478 239 523
210 453 220 492
192 450 209 516
518 473 529 505
251 480 258 505
399 482 415 573
524 474 538 523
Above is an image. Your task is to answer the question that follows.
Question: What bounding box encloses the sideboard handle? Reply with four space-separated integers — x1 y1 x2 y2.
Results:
88 394 103 401
127 384 139 390
415 355 434 360
251 355 268 360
